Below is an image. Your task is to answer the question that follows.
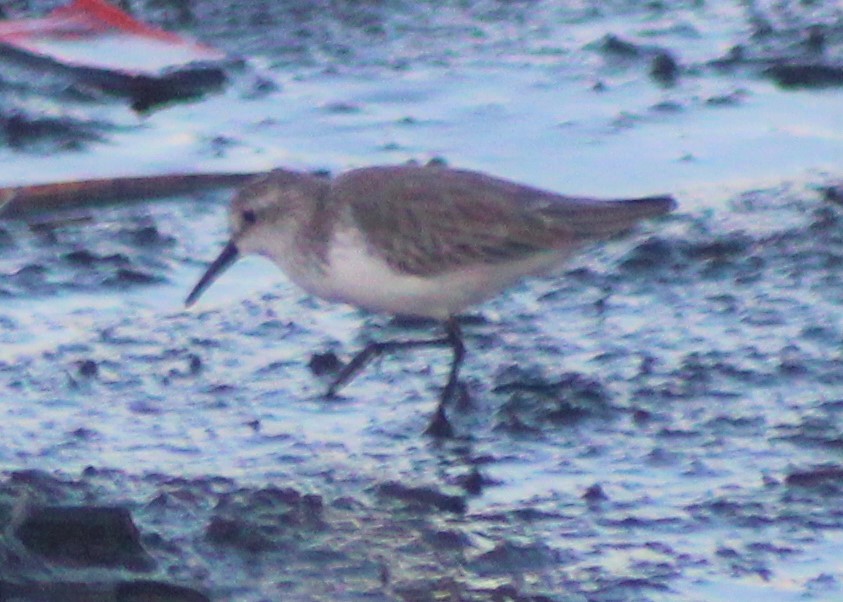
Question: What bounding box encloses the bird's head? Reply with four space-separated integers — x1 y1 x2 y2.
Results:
185 169 328 307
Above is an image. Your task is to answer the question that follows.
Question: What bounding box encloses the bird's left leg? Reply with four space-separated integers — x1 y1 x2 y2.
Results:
424 317 464 438
326 326 453 397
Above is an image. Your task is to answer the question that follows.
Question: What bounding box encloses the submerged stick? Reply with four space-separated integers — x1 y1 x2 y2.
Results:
0 171 264 218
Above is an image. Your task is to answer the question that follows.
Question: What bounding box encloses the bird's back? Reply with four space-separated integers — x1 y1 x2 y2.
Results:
331 164 675 277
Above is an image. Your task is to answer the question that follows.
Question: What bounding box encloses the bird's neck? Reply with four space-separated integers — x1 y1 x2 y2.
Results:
291 179 337 272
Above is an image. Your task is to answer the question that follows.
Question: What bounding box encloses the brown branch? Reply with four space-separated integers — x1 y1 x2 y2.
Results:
0 171 264 218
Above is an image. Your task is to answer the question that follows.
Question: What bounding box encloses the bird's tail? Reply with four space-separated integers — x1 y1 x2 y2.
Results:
548 194 676 239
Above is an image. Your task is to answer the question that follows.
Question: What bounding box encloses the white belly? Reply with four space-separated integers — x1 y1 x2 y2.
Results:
289 229 570 320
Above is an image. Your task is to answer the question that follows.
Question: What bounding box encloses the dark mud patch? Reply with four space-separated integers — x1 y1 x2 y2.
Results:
206 485 325 552
13 505 154 570
1 163 843 602
375 481 466 514
493 367 613 434
0 108 109 152
785 466 843 490
0 197 211 297
766 63 843 88
2 1 843 601
0 468 582 601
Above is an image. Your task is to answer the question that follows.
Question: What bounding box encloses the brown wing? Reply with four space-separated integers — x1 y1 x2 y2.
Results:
334 165 674 276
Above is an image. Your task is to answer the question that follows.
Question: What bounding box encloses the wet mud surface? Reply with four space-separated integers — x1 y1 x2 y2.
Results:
2 1 843 601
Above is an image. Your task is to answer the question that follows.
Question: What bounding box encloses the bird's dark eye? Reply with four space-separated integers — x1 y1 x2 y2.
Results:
241 209 257 225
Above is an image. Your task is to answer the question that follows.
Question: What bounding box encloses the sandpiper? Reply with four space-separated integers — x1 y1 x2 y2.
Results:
186 163 676 436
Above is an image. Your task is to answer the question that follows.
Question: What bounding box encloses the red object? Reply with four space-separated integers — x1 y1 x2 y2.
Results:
0 0 230 109
0 0 225 63
0 0 182 42
49 0 185 41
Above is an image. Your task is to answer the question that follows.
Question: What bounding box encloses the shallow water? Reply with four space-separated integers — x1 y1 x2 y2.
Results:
2 1 843 600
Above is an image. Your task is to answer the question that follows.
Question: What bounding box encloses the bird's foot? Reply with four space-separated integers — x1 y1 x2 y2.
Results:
424 403 454 438
423 378 467 438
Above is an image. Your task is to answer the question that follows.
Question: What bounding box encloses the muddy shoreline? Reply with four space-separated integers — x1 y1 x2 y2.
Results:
2 1 843 601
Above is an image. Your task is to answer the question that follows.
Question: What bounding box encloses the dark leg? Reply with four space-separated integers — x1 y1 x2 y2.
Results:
442 318 465 400
424 318 464 438
325 317 466 438
326 323 453 397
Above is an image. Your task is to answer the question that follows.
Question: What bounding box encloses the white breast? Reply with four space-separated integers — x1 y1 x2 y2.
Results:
288 227 571 320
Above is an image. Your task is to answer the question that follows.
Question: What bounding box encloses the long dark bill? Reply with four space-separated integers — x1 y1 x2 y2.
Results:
185 241 240 307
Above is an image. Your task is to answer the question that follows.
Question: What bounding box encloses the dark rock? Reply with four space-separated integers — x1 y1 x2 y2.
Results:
13 505 154 570
115 223 175 247
63 249 129 267
132 225 170 246
116 580 210 602
129 68 228 114
11 264 47 282
111 268 161 285
301 493 324 515
706 89 749 106
823 184 843 205
185 353 202 375
0 581 107 600
685 232 752 262
619 237 676 272
0 110 105 150
425 528 470 551
805 25 826 54
786 467 843 488
205 515 274 552
651 100 683 113
598 34 643 58
207 134 240 157
249 485 303 507
650 51 679 85
308 351 342 376
471 540 563 573
322 101 361 114
459 468 485 496
71 426 98 440
766 63 843 89
749 15 774 39
375 481 467 514
494 411 542 435
77 359 99 378
0 579 205 600
8 470 69 497
710 44 746 69
632 409 653 425
583 483 609 502
494 369 611 429
243 74 279 99
207 485 324 552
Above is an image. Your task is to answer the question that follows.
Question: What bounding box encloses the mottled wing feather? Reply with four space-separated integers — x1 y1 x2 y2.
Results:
335 166 674 276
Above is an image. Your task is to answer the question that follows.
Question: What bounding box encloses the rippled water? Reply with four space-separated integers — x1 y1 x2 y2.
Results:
2 1 843 600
